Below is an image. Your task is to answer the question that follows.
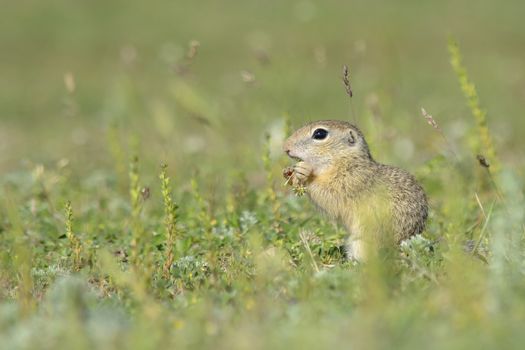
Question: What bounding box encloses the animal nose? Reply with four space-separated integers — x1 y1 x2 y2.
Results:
285 149 291 156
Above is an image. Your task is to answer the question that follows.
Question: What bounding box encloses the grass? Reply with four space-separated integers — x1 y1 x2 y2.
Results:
1 1 525 349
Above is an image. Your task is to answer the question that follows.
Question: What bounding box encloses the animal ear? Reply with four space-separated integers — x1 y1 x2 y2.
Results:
347 130 356 145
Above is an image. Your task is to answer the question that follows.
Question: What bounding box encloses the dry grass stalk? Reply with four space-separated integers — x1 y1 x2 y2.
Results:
420 107 460 161
187 40 200 59
174 40 201 75
240 70 255 84
64 72 76 94
421 108 439 130
342 64 353 98
299 231 320 273
342 64 358 124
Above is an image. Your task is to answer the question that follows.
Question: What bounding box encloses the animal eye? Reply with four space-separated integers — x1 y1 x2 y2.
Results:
312 128 328 140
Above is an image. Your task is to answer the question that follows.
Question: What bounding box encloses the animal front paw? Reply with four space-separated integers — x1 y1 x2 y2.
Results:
292 161 313 185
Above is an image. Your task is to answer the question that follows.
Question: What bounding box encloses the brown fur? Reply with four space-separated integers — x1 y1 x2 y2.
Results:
283 120 428 260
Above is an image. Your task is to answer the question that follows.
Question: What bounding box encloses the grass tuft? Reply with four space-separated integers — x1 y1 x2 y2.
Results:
159 163 179 277
448 39 500 176
64 201 83 272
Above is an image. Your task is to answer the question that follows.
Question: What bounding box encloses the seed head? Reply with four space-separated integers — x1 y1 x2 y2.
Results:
421 108 439 129
342 64 353 98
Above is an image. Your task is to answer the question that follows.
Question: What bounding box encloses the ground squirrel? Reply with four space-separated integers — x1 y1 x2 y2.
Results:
283 120 428 261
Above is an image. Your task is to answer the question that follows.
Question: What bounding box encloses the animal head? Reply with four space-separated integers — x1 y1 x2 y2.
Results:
283 120 372 173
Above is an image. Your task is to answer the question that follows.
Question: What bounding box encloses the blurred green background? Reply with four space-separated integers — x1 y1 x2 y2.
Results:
2 0 524 175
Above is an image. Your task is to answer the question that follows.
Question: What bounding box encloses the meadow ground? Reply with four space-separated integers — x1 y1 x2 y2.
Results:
1 1 525 349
